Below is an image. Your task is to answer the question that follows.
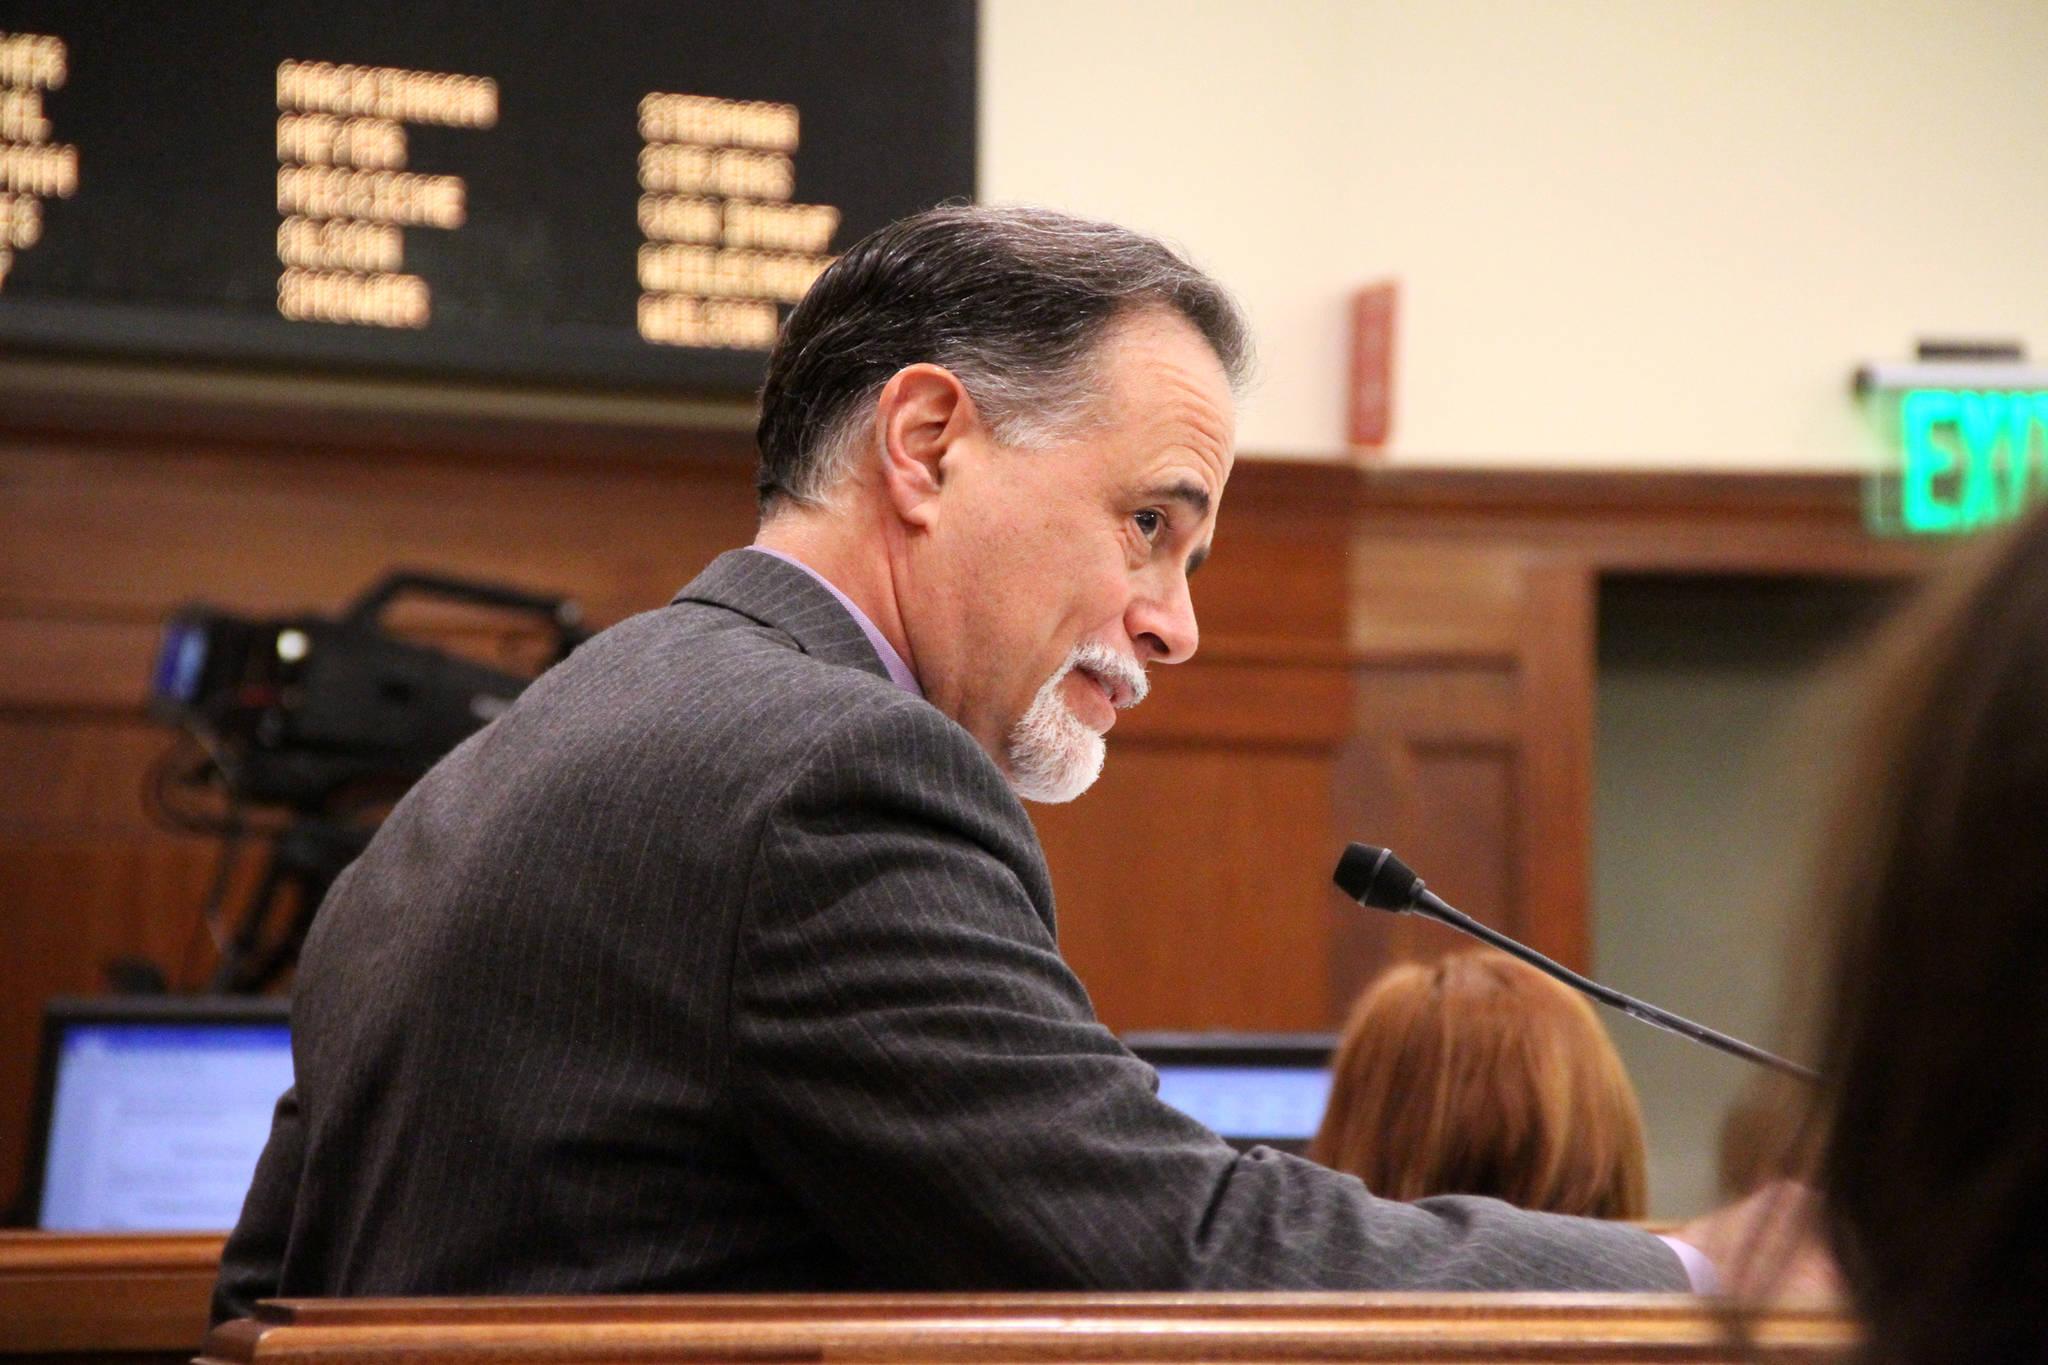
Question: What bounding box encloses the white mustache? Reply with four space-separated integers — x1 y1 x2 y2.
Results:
1065 642 1148 709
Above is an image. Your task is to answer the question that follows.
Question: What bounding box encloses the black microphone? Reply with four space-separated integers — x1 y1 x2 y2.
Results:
1334 843 1820 1083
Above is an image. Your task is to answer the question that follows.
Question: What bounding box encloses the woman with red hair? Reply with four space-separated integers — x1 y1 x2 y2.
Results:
1311 948 1649 1220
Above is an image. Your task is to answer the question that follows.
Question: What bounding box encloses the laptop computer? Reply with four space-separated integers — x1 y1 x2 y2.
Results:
14 995 293 1231
1121 1031 1336 1157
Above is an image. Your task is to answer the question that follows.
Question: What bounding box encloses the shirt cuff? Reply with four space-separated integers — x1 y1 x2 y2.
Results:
1657 1235 1721 1295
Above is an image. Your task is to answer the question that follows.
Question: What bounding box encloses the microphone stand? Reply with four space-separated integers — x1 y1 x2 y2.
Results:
1336 844 1821 1084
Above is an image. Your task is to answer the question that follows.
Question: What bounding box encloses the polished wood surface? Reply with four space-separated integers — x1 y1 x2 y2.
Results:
0 1231 221 1356
0 1234 1858 1365
197 1292 1855 1364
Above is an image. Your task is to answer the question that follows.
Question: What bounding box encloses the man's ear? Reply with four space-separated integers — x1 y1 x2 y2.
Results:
874 363 980 530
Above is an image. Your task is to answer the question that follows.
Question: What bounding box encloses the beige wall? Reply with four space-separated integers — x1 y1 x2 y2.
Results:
982 0 2048 467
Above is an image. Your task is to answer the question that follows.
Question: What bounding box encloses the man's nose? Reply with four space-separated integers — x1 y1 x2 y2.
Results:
1128 571 1199 665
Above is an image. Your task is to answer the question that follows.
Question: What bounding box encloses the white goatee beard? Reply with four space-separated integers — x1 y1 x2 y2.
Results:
1004 642 1149 805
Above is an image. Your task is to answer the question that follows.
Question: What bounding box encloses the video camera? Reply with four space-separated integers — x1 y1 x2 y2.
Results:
145 571 588 992
149 572 586 812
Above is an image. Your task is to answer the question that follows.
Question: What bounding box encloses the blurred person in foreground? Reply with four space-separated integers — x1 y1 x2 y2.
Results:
1773 501 2048 1359
1312 949 1647 1220
1716 1070 1818 1205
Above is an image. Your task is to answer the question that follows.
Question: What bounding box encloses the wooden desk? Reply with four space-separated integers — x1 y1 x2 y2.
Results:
0 1234 1857 1365
200 1292 1858 1365
0 1231 222 1363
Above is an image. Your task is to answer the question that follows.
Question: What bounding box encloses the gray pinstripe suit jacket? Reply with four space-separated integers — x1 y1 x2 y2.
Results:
212 549 1684 1322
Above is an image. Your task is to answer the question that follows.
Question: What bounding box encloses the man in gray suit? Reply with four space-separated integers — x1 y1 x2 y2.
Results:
215 207 1707 1321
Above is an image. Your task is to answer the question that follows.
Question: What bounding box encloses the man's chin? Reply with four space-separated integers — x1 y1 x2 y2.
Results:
1007 753 1104 804
1004 708 1107 805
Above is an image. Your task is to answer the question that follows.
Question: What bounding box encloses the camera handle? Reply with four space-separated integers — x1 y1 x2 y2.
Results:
341 571 589 661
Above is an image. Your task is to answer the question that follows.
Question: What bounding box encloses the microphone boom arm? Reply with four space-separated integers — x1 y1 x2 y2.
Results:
1334 843 1819 1083
1408 888 1819 1083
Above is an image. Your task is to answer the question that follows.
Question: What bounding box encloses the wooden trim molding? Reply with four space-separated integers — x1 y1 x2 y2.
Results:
0 355 759 464
0 1231 222 1354
197 1292 1856 1365
1350 466 1869 514
0 1232 1862 1364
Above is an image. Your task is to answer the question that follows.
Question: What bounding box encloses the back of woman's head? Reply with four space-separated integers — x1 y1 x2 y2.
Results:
1310 948 1648 1219
1812 503 2048 1361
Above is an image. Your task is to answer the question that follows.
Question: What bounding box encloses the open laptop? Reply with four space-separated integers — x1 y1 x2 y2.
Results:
1121 1031 1336 1156
14 995 293 1231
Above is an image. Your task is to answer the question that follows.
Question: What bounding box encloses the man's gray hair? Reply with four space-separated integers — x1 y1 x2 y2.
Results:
755 205 1251 512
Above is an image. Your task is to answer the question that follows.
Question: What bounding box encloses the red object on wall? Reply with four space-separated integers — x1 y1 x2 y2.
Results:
1349 280 1398 453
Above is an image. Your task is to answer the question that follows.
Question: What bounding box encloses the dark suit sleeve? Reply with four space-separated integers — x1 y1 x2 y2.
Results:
727 700 1687 1292
211 1085 303 1324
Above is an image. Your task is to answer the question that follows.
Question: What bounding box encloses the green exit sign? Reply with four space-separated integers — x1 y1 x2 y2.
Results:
1867 389 2048 536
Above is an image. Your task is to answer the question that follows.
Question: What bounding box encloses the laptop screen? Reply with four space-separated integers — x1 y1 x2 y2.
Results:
26 997 293 1231
1121 1032 1336 1156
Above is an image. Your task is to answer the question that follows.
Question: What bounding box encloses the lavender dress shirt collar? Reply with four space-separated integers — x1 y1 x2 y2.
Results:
745 546 922 697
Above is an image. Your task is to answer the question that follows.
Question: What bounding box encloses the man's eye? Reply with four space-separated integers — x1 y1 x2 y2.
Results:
1134 509 1163 540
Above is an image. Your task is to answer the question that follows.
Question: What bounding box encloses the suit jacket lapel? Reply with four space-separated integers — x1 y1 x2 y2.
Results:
673 548 893 685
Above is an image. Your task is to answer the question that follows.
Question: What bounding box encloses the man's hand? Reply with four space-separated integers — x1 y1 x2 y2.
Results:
1674 1180 1842 1302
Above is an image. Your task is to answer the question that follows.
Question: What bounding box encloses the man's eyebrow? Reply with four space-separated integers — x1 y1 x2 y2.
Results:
1148 479 1212 519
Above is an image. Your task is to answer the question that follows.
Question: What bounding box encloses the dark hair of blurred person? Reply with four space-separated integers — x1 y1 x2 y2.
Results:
1799 501 2048 1360
1310 948 1649 1219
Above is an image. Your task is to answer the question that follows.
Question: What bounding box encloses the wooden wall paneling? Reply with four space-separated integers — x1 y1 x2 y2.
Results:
1032 463 1358 1032
0 615 158 714
0 838 223 1210
1343 469 1940 580
0 719 183 836
1514 557 1599 970
0 439 764 624
1353 672 1522 923
1401 738 1520 930
1330 664 1524 1014
1329 530 1534 1015
0 714 250 1201
1197 461 1352 649
1035 741 1339 1033
0 356 761 463
1343 539 1527 661
1326 737 1391 1018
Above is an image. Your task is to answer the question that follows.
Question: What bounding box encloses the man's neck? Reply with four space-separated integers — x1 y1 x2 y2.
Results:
752 514 918 681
